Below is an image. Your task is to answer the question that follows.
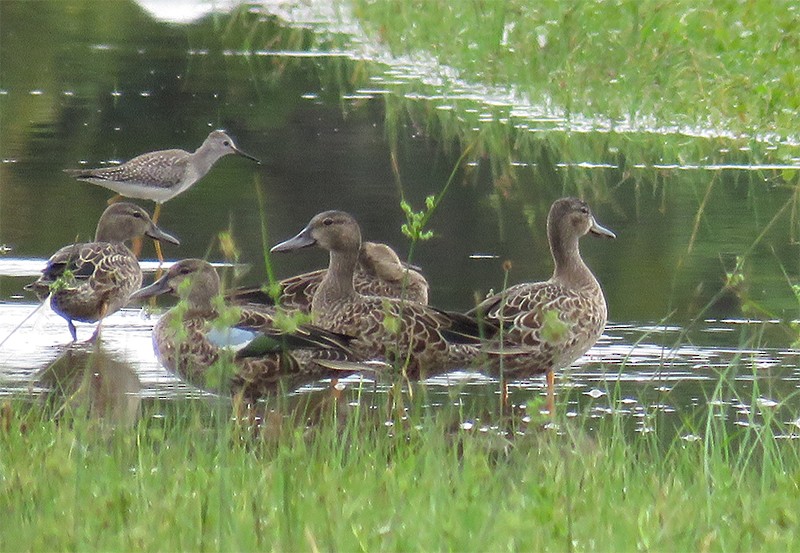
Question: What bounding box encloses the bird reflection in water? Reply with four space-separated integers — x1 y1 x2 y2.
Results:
38 338 142 428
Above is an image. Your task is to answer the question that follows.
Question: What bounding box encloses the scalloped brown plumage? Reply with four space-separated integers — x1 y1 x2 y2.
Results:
469 197 615 410
225 241 429 311
130 259 365 398
25 202 179 341
271 211 484 379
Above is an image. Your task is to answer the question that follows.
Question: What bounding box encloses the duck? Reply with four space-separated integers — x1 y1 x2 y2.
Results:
129 259 364 398
271 211 488 379
469 197 616 413
26 202 180 341
225 240 429 311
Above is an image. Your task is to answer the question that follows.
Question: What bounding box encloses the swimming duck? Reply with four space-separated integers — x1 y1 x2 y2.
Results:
130 259 363 398
271 211 486 379
225 241 429 311
469 197 615 412
26 202 179 341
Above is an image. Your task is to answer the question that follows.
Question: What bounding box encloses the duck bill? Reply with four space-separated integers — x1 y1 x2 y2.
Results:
130 273 173 301
233 145 261 164
271 227 316 253
145 224 181 246
589 217 616 239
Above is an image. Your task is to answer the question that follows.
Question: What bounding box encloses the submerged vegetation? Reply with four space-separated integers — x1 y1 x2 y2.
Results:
342 0 800 222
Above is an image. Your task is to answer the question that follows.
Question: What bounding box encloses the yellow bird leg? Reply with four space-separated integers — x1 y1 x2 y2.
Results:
496 375 510 421
546 369 556 417
152 203 165 277
154 239 164 266
151 203 162 224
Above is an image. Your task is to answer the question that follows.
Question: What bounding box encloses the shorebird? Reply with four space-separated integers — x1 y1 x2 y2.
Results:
64 130 259 261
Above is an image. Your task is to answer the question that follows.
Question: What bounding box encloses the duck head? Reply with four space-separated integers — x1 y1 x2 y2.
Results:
95 202 180 246
131 258 219 308
271 210 362 254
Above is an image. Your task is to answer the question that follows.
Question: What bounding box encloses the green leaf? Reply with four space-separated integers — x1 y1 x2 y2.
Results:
540 309 571 344
205 357 235 391
49 269 76 293
381 300 401 334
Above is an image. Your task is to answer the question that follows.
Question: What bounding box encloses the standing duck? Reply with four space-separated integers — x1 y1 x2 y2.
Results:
225 240 429 311
130 259 362 398
26 202 180 341
470 197 615 413
271 211 486 379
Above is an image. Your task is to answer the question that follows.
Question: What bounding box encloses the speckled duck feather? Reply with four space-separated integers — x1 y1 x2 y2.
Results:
271 211 484 380
25 202 178 340
226 241 429 311
134 259 364 399
469 197 615 377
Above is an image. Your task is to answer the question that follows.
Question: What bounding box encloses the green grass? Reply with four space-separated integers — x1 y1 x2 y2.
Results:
349 0 800 140
1 384 799 552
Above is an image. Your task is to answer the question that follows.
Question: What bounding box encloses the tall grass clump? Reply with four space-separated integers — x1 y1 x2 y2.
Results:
1 376 799 551
350 0 800 139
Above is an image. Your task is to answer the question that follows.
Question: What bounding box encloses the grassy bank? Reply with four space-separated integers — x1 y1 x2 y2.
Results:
1 389 798 551
349 0 800 141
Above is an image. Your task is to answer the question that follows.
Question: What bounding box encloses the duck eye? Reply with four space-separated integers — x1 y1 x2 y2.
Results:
323 218 334 226
580 206 589 215
223 141 230 146
132 211 143 218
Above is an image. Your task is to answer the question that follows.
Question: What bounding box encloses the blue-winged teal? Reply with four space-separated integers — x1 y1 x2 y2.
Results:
271 211 487 379
130 259 363 398
470 197 615 412
64 130 259 260
26 202 180 341
226 241 429 311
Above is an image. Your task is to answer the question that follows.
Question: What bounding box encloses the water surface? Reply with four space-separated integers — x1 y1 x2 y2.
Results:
1 0 798 433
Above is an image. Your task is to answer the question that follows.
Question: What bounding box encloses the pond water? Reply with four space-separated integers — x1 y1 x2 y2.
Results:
1 0 798 434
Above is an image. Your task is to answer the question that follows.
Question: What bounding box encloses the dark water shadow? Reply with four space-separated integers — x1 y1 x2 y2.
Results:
36 338 142 428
